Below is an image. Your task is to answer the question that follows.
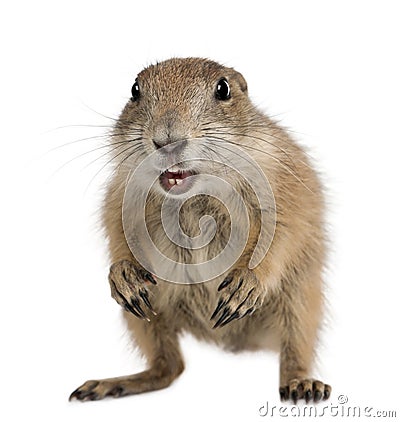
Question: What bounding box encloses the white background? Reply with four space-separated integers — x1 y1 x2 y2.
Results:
1 1 399 421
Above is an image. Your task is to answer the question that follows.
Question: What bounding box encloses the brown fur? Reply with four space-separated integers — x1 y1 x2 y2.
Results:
70 58 331 403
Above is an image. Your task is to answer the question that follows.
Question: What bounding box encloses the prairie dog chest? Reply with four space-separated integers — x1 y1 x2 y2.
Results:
147 194 230 255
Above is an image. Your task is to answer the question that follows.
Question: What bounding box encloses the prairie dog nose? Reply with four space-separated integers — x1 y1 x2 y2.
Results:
152 139 187 154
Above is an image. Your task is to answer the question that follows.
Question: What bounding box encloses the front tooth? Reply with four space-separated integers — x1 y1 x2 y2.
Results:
168 165 180 173
168 178 176 185
176 179 183 185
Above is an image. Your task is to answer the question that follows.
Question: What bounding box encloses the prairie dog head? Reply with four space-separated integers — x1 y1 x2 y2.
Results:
110 58 279 282
114 57 265 196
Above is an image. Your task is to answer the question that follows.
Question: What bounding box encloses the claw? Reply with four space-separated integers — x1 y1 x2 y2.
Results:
290 389 298 404
230 278 244 296
210 298 225 320
212 307 231 329
69 381 100 401
139 290 157 315
279 386 289 401
69 389 81 401
219 311 240 327
238 307 254 320
117 293 142 319
111 281 147 320
144 272 157 285
314 390 322 402
217 276 233 291
304 389 312 403
130 298 150 321
220 287 254 325
124 303 144 319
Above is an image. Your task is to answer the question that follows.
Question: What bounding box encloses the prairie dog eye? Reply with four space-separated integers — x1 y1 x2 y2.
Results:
215 78 231 101
131 79 140 102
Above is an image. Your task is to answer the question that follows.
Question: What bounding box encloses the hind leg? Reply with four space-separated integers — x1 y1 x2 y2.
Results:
70 315 184 401
278 269 331 403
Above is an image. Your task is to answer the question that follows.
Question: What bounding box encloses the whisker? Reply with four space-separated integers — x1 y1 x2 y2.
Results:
48 124 118 131
84 141 144 193
51 137 141 176
82 138 142 171
247 129 315 167
205 130 297 168
195 140 234 176
204 127 314 170
81 103 121 123
113 145 147 176
46 131 139 154
200 137 266 180
199 111 288 129
202 116 306 139
202 121 289 143
205 135 313 193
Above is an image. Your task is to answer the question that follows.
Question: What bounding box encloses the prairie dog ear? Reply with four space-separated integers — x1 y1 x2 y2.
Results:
234 71 248 94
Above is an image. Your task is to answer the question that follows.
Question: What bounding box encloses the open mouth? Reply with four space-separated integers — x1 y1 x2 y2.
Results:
159 165 195 193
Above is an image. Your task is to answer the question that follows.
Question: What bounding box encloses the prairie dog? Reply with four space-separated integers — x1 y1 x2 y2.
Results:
70 58 331 403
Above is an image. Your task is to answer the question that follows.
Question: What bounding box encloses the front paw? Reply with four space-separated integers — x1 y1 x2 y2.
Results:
109 260 157 321
211 269 265 328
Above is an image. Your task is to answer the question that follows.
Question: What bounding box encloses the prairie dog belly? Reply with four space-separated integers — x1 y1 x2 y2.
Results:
153 280 279 352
